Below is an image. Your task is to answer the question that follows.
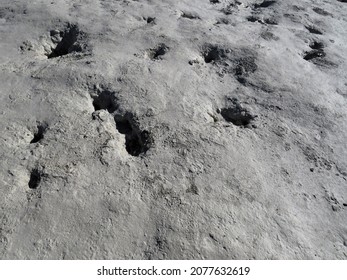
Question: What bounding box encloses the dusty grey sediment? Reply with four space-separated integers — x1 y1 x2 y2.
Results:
0 0 346 259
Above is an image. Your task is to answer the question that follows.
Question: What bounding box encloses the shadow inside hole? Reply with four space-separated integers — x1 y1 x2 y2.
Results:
309 41 324 50
92 90 119 113
254 0 277 9
143 17 155 24
221 107 255 126
247 16 260 22
115 115 151 157
203 46 227 63
303 49 325 61
148 44 169 60
219 99 255 127
30 122 48 144
305 25 323 35
47 24 83 58
181 12 200 20
115 118 133 134
28 169 41 189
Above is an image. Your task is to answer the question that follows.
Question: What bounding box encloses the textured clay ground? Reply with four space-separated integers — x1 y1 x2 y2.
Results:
0 0 347 259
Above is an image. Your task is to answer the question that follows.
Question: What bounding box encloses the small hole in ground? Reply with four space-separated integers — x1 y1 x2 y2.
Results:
143 17 155 24
305 25 323 35
247 16 260 22
303 49 326 61
181 12 201 20
148 44 169 60
202 45 258 80
254 1 277 9
203 45 227 63
28 169 41 189
91 89 119 113
47 24 87 58
115 118 133 135
30 122 48 144
115 113 152 157
309 41 324 50
219 99 255 127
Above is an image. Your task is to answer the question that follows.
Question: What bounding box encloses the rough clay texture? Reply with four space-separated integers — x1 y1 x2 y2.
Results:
0 0 347 259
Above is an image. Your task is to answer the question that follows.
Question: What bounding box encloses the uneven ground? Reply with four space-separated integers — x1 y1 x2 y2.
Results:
0 0 346 259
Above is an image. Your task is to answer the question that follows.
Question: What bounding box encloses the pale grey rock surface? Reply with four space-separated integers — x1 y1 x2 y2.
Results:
0 0 346 259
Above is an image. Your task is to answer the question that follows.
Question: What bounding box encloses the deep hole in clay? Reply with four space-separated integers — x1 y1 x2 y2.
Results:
30 122 48 144
309 41 324 50
254 1 277 9
202 45 258 81
91 89 119 113
144 17 155 24
148 44 169 60
220 107 255 126
114 114 151 157
90 88 152 157
219 99 255 127
203 45 226 63
303 49 326 61
115 118 133 135
247 16 260 22
28 169 41 189
305 25 323 35
181 12 200 20
47 24 84 58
